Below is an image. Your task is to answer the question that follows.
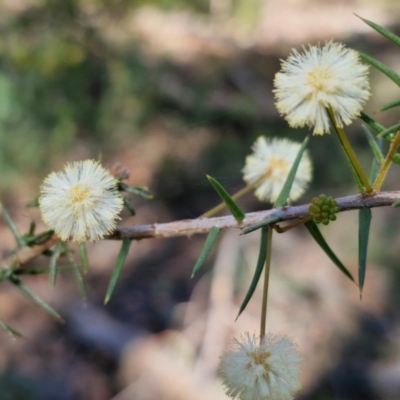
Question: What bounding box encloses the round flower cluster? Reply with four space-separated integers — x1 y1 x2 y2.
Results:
220 332 302 400
39 160 123 242
243 136 312 203
309 194 340 225
274 41 370 135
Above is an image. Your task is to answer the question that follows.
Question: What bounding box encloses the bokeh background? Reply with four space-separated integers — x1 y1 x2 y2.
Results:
1 0 400 399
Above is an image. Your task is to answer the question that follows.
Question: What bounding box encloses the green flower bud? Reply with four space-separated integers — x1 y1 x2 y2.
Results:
308 194 340 225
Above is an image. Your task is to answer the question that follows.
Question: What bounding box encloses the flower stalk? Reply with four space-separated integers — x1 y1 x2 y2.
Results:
373 131 400 191
328 107 373 193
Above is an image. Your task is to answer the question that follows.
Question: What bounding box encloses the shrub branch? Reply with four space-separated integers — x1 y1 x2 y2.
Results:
2 190 400 270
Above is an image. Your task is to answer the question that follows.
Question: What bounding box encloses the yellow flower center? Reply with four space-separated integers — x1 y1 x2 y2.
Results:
67 183 96 215
69 184 91 203
247 350 272 369
306 67 333 92
263 157 289 180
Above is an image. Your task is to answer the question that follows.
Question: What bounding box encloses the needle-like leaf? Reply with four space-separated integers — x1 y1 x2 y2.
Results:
191 227 221 278
104 238 131 304
236 227 269 320
305 221 355 283
359 207 372 296
207 175 245 221
274 136 309 208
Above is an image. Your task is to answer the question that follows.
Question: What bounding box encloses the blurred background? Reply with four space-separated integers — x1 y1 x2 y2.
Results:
1 0 400 399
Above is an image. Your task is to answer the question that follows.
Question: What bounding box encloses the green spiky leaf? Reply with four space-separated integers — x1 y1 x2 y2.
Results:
377 123 400 140
359 207 372 295
242 215 281 235
79 243 89 274
359 112 386 135
9 275 62 320
28 219 36 236
0 317 23 338
380 98 400 112
23 230 54 247
362 125 384 165
25 196 40 208
104 238 131 304
359 52 400 88
191 227 221 278
0 202 25 248
357 16 400 48
63 243 87 299
122 194 136 216
236 227 269 320
305 221 355 282
274 136 309 208
16 265 74 275
49 242 62 287
207 175 245 221
118 182 153 200
370 138 384 183
392 199 400 208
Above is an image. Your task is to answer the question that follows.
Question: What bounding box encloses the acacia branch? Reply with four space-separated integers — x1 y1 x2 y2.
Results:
110 190 399 239
2 190 400 270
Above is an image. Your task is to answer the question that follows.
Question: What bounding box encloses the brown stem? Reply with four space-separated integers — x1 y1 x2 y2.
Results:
3 191 400 271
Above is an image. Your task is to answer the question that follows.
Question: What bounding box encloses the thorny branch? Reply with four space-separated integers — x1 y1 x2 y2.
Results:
2 190 400 271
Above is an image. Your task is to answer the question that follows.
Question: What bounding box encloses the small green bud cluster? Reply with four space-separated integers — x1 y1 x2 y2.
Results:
391 153 400 165
309 194 340 225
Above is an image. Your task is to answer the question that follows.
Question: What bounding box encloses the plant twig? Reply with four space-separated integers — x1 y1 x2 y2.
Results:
2 191 400 270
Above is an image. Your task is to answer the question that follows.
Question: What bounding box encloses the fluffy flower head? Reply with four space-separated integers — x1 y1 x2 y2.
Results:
39 160 123 242
242 136 312 203
220 332 302 400
274 41 370 135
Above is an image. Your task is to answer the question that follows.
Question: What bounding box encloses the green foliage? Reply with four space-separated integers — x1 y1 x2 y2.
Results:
0 202 25 247
9 275 62 320
49 242 62 287
359 51 400 88
358 207 372 295
191 226 221 277
236 227 269 320
357 15 400 48
242 215 281 235
0 318 23 338
104 238 132 304
363 125 384 165
305 221 355 283
274 135 309 208
359 112 387 136
207 175 245 221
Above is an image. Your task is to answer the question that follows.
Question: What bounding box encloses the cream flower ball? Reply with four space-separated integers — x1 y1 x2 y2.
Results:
274 41 370 135
243 136 312 203
220 332 302 400
39 160 123 242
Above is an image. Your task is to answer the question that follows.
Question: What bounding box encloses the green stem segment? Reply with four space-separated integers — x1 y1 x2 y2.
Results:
373 131 400 191
328 107 372 193
260 226 273 341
